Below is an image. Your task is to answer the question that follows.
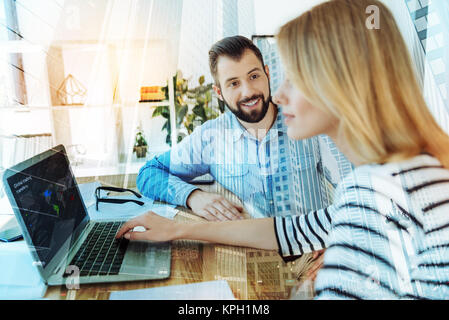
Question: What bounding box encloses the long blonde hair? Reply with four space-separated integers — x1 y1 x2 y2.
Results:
276 0 449 167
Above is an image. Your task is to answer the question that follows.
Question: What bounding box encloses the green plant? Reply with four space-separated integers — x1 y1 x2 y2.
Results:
134 130 148 147
184 75 222 135
152 71 224 146
133 126 148 158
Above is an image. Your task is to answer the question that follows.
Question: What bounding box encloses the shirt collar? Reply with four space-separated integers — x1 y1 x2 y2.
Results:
228 107 288 143
227 111 246 142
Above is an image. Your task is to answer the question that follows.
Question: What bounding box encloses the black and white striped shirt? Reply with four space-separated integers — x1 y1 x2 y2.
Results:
274 154 449 299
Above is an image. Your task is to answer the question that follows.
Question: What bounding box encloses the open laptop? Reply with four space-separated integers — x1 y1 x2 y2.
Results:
2 144 171 286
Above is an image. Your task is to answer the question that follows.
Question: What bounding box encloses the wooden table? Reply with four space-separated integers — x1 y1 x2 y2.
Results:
44 177 315 300
44 209 316 300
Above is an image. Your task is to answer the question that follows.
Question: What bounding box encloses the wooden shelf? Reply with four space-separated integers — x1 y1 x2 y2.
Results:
138 101 170 107
2 102 171 111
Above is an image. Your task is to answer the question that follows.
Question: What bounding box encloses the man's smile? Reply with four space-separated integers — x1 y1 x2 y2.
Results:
239 97 261 110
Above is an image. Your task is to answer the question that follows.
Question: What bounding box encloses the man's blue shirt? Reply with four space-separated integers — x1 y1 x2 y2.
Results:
137 109 322 217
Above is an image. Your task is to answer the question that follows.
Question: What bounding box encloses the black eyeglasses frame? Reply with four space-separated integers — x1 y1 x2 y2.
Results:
95 186 144 211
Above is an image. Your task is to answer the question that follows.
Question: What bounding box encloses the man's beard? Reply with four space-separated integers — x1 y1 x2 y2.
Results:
223 93 272 123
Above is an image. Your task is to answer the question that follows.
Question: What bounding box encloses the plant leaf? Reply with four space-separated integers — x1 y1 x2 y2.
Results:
162 120 170 133
177 105 188 125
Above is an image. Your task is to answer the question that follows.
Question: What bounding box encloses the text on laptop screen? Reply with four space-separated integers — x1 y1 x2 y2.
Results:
7 150 86 267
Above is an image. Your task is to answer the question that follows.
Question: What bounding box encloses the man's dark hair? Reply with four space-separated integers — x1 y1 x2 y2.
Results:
209 36 265 86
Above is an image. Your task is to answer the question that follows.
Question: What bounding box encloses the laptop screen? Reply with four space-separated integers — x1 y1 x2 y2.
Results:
6 150 87 268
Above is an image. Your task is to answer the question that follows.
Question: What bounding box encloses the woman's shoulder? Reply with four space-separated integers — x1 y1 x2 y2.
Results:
334 154 448 205
331 154 449 222
340 154 445 186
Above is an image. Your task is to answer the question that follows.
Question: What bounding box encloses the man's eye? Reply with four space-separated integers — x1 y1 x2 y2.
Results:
229 81 239 87
250 74 260 80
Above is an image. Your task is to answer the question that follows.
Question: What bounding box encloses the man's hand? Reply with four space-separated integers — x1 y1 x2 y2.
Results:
186 190 244 221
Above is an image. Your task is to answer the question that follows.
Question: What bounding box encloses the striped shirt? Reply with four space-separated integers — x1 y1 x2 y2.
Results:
274 154 449 299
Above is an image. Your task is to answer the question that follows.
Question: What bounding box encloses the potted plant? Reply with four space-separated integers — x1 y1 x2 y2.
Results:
133 126 148 158
152 71 223 146
184 75 221 135
152 71 189 146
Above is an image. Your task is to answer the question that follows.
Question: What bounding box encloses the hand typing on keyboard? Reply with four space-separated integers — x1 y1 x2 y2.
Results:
132 226 146 233
66 222 129 277
116 209 278 252
115 211 182 242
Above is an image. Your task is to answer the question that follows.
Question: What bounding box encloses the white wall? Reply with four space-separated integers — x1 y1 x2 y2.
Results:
254 0 326 35
3 0 182 172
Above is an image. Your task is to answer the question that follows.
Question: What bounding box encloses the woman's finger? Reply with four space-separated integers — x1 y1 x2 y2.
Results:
312 249 325 259
115 216 146 238
307 259 324 277
124 230 151 241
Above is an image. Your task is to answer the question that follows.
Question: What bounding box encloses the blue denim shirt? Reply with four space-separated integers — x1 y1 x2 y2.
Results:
137 109 321 217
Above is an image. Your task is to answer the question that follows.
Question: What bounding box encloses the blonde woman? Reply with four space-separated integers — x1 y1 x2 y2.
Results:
117 0 449 299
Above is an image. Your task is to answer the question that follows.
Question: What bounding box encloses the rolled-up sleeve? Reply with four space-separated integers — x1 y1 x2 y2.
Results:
136 125 211 207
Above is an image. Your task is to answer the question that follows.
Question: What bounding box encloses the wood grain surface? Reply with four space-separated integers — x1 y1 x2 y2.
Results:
45 179 316 300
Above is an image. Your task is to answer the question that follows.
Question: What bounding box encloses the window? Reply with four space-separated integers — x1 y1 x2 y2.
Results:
2 0 28 107
403 0 449 130
1 0 253 182
1 1 21 107
0 1 57 172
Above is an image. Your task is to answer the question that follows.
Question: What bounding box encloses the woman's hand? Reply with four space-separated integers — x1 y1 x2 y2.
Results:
115 212 278 253
115 211 181 242
306 249 326 281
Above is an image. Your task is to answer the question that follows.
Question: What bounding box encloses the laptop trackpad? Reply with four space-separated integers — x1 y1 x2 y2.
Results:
120 241 170 277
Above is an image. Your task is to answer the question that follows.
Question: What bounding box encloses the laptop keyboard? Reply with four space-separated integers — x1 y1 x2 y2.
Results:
65 221 129 277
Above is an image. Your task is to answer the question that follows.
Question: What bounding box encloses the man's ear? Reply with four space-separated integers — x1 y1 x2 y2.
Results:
213 84 224 101
264 65 270 81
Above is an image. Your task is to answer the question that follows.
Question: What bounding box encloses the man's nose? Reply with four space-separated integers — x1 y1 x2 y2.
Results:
240 81 257 100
